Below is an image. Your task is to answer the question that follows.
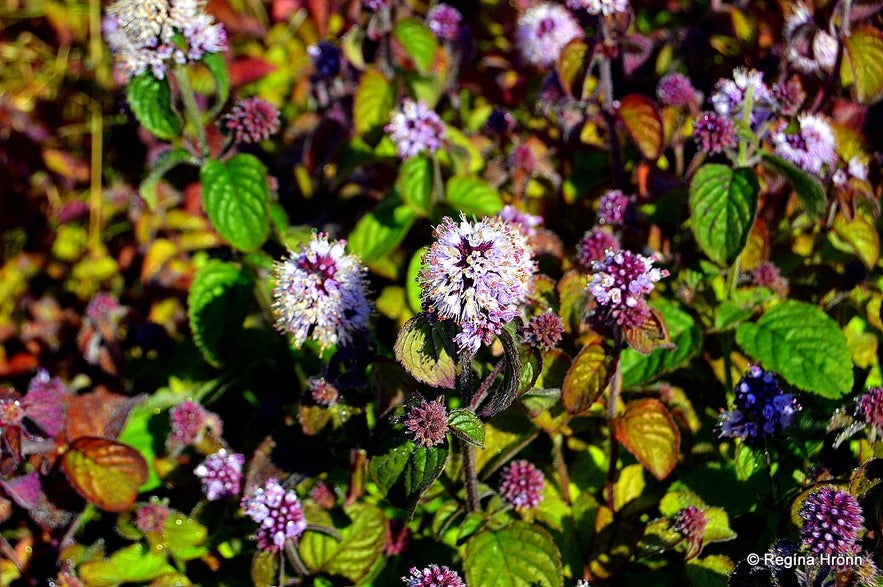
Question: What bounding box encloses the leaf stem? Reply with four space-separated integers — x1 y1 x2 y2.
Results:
462 438 480 512
605 356 622 513
173 63 209 158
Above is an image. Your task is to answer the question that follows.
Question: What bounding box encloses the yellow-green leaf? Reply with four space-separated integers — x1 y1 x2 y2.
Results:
613 399 680 481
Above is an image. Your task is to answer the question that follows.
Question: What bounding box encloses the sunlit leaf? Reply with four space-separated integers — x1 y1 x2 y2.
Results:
760 152 826 218
397 155 433 215
200 154 270 252
830 212 879 268
62 437 147 511
445 175 504 216
393 313 457 388
79 544 176 587
300 502 386 583
347 197 417 264
562 336 615 416
354 69 396 136
613 399 680 481
557 39 589 98
126 74 182 140
394 18 438 73
843 26 883 105
464 521 563 587
448 409 485 448
619 94 664 160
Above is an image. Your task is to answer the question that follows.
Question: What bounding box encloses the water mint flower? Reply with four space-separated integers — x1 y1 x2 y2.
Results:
241 477 307 551
718 366 800 445
499 459 545 509
597 190 630 226
657 73 698 108
857 387 883 441
587 249 668 330
525 310 565 351
710 67 772 119
770 113 837 176
404 397 449 448
167 400 222 451
692 112 737 155
403 565 465 587
307 377 340 406
517 3 583 68
500 204 542 237
272 234 371 352
135 500 171 533
576 228 619 269
799 487 864 559
224 98 281 144
386 99 446 160
418 214 535 354
194 449 245 500
427 4 462 42
566 0 629 16
673 505 708 558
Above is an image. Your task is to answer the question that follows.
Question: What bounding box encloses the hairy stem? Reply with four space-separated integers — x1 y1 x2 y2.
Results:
469 359 505 411
605 358 622 513
462 438 480 512
173 63 208 158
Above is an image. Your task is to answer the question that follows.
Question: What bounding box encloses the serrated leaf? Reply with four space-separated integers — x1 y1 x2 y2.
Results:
479 328 523 417
62 437 148 512
735 300 853 398
621 299 699 389
557 39 589 98
394 18 438 73
843 26 883 105
397 155 433 215
406 247 427 314
347 197 416 264
368 424 412 495
200 52 230 118
613 399 680 481
200 154 270 252
404 443 448 515
354 69 396 136
689 164 759 265
187 260 253 367
299 502 386 583
761 152 826 218
445 175 503 216
619 94 664 160
79 544 177 587
393 313 457 388
448 409 484 448
563 336 615 416
830 212 879 268
464 521 563 587
126 74 182 140
139 148 198 210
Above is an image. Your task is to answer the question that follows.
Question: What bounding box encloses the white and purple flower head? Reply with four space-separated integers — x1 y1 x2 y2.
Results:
799 487 864 561
272 234 371 352
402 564 465 587
386 99 446 160
241 477 307 551
500 204 543 238
517 3 583 68
566 0 629 16
587 249 668 330
194 449 245 501
427 3 462 42
499 459 545 509
418 214 536 354
770 113 837 176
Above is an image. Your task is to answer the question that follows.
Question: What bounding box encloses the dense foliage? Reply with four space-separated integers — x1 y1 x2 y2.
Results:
2 0 883 585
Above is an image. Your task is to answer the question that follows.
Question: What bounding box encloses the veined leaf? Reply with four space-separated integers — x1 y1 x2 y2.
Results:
126 74 182 140
464 521 563 587
689 164 759 265
200 154 270 252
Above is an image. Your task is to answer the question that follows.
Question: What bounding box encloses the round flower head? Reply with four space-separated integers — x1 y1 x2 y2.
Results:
857 387 883 442
308 41 342 79
194 449 245 500
799 487 864 559
427 4 462 42
751 262 788 295
404 397 449 448
718 366 800 445
307 377 339 406
517 3 583 68
673 506 708 541
587 249 668 330
771 77 806 115
386 99 446 160
576 228 619 268
597 190 630 226
167 400 222 451
710 67 772 119
770 113 836 176
272 234 371 352
418 214 536 354
525 310 564 351
499 459 545 509
657 73 698 108
135 501 171 533
500 204 543 238
566 0 629 16
224 97 281 144
103 0 227 80
693 112 737 155
241 477 307 551
403 565 465 587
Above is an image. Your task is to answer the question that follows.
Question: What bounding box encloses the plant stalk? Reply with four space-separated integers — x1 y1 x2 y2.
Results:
605 357 622 513
173 63 209 158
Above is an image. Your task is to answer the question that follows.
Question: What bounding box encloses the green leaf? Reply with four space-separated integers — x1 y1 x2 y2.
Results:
200 154 270 252
448 409 485 448
393 313 457 389
621 299 700 389
562 337 616 415
404 443 448 515
368 431 412 495
393 18 438 73
445 176 504 216
347 197 416 264
62 437 148 512
187 260 253 367
79 544 176 587
200 52 230 118
299 502 386 583
619 94 664 160
843 26 883 105
735 300 853 398
406 247 427 314
138 147 199 210
126 73 183 140
760 152 825 218
689 164 759 265
518 344 543 394
613 399 680 481
464 521 563 587
354 69 396 136
479 327 523 417
830 212 879 268
117 405 162 493
685 555 734 587
397 155 433 215
557 39 590 99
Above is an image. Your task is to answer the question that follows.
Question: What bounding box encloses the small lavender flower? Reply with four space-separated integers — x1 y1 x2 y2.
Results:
693 112 738 155
403 565 466 587
135 501 171 533
308 377 339 406
597 190 630 226
168 400 223 450
587 249 668 330
404 397 449 448
525 311 565 351
500 204 543 237
566 0 629 16
673 505 708 542
418 214 535 353
194 449 245 500
657 73 697 108
857 387 883 438
427 4 462 42
272 234 371 352
386 99 446 160
363 0 392 10
710 67 772 119
771 77 806 115
576 228 620 268
499 460 545 509
718 366 800 445
308 41 342 79
751 262 788 295
241 477 308 551
799 487 864 558
771 113 837 176
224 97 281 144
517 3 583 68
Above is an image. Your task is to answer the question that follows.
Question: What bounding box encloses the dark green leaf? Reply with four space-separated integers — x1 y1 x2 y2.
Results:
404 443 448 515
126 73 183 140
200 154 270 252
200 52 230 117
393 313 457 389
689 164 759 265
448 409 485 448
761 152 825 218
479 328 523 417
187 260 253 367
464 521 563 587
397 155 433 215
299 502 386 583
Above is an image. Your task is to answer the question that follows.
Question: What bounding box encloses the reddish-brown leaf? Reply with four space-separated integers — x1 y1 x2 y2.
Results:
618 94 664 160
557 39 590 99
623 308 672 355
613 399 680 480
66 388 144 440
228 58 277 87
563 336 616 415
62 437 148 512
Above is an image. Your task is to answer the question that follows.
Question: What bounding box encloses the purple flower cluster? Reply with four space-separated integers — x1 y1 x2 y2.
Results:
308 377 340 406
272 234 371 352
566 0 629 16
386 99 446 160
857 387 883 438
799 487 864 559
656 73 698 108
427 4 462 42
194 449 245 501
517 3 583 68
402 565 465 587
525 310 565 351
135 501 171 533
404 397 449 448
576 228 619 268
770 113 837 176
499 459 545 509
718 366 800 445
308 41 343 79
167 400 222 450
103 0 227 80
0 370 64 453
500 204 543 237
597 190 630 226
692 112 737 155
710 67 773 120
586 249 668 330
418 214 535 353
673 505 708 542
241 477 307 551
751 262 788 294
224 98 281 144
